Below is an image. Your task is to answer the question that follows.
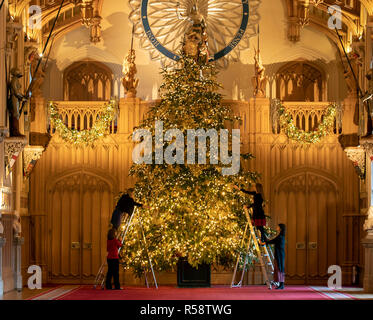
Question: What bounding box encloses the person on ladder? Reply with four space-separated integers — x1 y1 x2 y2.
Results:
111 188 143 230
235 183 267 244
106 228 123 290
265 224 286 290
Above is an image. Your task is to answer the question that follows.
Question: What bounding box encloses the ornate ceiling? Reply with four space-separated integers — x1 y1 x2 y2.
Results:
6 0 373 61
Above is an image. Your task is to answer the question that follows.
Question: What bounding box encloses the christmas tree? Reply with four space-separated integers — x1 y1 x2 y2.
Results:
120 17 260 277
119 55 262 276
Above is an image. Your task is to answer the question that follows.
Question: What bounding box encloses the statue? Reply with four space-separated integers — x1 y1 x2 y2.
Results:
181 2 209 63
252 48 267 97
7 68 27 137
13 211 22 238
122 49 139 98
28 49 45 98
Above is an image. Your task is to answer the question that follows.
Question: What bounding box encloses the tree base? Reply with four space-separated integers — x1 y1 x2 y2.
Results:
177 258 211 288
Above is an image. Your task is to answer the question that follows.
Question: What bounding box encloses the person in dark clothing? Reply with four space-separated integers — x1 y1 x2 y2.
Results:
266 223 286 290
106 228 122 290
237 183 267 243
111 189 143 230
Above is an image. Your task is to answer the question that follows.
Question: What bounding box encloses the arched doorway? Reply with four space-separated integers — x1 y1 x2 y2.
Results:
46 168 117 283
271 167 341 284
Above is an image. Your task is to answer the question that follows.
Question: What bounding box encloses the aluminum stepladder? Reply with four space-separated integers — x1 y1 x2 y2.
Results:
231 206 274 290
93 208 158 289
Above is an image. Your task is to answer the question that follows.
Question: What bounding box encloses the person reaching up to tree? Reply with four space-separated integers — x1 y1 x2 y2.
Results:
235 183 267 243
110 189 143 230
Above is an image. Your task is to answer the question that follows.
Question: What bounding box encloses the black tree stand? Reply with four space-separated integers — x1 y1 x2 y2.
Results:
177 257 211 288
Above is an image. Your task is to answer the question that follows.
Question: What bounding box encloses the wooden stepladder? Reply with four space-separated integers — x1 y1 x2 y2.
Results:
94 208 158 289
231 206 274 290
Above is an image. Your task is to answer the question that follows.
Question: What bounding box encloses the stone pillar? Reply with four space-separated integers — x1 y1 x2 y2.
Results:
362 229 373 292
0 236 6 295
13 236 24 292
361 138 373 292
250 97 271 134
30 96 47 133
0 0 8 128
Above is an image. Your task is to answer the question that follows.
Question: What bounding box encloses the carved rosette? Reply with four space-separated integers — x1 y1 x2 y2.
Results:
23 146 45 178
4 137 27 172
344 147 366 179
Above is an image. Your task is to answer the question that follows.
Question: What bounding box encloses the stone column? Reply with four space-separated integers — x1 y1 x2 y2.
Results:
361 139 373 292
0 236 6 295
13 236 24 292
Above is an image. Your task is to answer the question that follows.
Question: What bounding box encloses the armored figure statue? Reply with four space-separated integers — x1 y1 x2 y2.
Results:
8 68 26 137
252 48 267 97
122 49 139 98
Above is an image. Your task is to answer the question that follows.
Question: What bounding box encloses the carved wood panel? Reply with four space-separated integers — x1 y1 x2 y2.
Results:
48 170 113 282
272 169 339 284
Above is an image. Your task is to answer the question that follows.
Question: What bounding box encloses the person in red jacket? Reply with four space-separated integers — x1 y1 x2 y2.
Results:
106 228 122 290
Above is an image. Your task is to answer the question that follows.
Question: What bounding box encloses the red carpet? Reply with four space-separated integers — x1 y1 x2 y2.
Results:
54 285 335 300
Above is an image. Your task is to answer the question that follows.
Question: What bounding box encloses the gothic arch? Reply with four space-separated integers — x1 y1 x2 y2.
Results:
270 166 342 283
275 60 327 102
46 166 118 282
63 60 114 101
271 166 341 195
47 166 119 194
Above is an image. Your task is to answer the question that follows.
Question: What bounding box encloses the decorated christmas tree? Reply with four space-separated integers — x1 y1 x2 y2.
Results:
120 18 260 277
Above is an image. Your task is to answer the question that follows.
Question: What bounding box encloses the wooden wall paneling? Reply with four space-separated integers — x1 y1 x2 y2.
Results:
316 188 327 279
61 190 70 277
296 189 307 279
2 215 14 292
71 189 80 277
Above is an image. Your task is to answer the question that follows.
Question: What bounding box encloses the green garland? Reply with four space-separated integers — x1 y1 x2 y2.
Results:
49 100 117 146
276 100 337 144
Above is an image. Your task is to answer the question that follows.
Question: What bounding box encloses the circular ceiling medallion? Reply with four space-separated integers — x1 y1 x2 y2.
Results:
129 0 261 68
